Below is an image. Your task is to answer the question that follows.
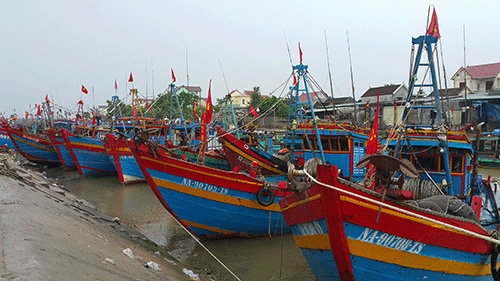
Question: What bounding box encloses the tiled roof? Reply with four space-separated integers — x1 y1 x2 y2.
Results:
361 84 401 98
438 87 463 97
464 62 500 78
299 91 328 102
178 85 202 92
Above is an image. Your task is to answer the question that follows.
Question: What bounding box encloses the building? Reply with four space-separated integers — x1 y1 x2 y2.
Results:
360 84 407 104
451 62 500 95
228 89 251 107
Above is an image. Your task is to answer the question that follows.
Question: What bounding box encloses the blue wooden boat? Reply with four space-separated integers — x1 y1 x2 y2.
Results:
279 8 500 280
128 137 291 239
61 128 117 177
0 127 14 149
47 127 76 170
2 121 60 166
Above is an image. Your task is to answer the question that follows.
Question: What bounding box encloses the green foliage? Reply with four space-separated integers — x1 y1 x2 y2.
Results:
250 86 261 107
258 95 288 118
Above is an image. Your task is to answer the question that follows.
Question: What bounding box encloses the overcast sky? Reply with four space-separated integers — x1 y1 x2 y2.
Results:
1 0 499 116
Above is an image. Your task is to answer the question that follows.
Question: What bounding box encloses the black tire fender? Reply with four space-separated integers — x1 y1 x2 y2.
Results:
257 187 274 206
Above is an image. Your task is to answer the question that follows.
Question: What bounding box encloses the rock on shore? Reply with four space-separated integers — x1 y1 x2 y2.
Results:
0 156 198 281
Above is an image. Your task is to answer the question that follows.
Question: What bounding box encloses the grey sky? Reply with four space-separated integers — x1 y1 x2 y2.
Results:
1 0 499 117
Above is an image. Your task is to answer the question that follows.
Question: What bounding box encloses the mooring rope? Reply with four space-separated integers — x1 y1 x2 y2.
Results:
166 214 242 281
300 169 500 246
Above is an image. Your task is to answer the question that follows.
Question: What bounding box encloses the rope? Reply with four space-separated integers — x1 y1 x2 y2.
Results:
165 212 242 281
300 169 500 246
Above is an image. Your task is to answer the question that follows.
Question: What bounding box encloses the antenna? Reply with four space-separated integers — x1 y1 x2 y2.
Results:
186 45 190 86
283 32 293 67
346 30 357 126
463 25 468 124
324 30 335 99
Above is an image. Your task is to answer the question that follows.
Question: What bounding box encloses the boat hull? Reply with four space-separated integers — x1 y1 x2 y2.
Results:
129 139 291 239
280 165 497 281
104 134 145 185
217 127 287 176
3 122 60 166
62 130 116 176
47 128 76 170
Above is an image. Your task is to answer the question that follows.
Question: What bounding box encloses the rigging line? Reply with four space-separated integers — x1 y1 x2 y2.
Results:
218 59 231 94
346 30 357 126
324 30 335 101
300 169 500 246
439 42 453 126
305 73 348 119
222 76 292 136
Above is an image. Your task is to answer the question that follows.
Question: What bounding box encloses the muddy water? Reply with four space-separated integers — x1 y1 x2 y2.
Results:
44 169 315 281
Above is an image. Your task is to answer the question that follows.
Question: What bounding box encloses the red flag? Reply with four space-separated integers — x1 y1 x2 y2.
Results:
249 105 259 118
91 112 96 126
171 69 176 83
36 104 41 116
298 42 303 64
203 80 213 124
81 85 88 94
193 101 197 119
128 72 134 82
45 94 49 102
366 92 380 155
114 79 118 90
427 8 441 39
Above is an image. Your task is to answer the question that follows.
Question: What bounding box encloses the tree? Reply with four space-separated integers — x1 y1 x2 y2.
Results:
250 86 262 108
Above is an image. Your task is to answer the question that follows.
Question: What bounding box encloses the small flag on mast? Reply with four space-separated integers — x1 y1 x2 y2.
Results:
128 72 134 82
298 42 303 64
114 80 118 90
171 69 176 83
203 79 213 124
81 85 88 94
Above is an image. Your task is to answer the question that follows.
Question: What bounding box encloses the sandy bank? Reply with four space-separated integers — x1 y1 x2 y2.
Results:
0 156 211 281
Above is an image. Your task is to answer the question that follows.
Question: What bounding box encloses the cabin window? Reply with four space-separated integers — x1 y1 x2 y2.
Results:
451 156 463 173
415 155 438 171
321 139 331 151
339 139 349 151
303 137 350 152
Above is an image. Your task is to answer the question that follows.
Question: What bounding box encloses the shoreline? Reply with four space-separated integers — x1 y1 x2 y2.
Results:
0 156 218 281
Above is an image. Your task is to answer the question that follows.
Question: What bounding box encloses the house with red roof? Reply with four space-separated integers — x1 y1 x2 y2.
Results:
451 62 500 94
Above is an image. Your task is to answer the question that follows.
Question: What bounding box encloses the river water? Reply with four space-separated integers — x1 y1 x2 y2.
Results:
42 168 315 281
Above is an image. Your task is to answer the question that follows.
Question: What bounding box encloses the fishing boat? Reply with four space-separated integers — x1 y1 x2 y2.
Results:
217 126 288 176
3 121 61 166
104 133 145 184
217 71 369 181
62 128 117 177
127 78 292 239
2 99 61 166
471 131 500 169
47 121 78 171
279 8 500 280
127 135 291 239
0 127 14 150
